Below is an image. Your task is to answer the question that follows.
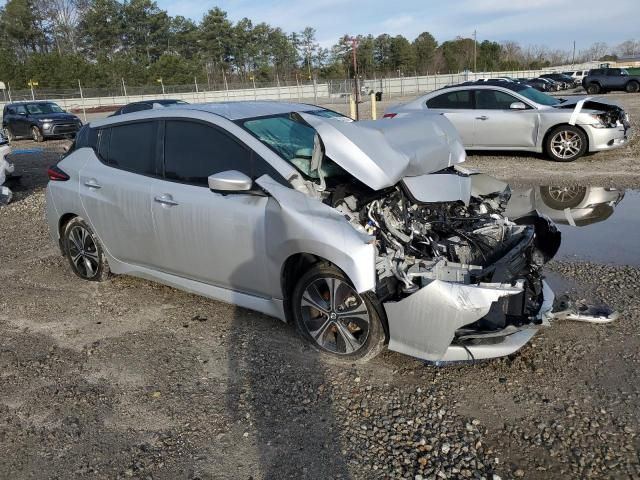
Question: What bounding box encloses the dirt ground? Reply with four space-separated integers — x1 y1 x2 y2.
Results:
0 93 639 479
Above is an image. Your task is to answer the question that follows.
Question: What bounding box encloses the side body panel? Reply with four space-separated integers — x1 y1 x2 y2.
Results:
78 156 158 266
472 109 539 147
150 180 271 297
256 176 377 296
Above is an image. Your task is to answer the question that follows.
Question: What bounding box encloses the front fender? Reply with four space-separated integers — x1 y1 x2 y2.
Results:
257 176 376 298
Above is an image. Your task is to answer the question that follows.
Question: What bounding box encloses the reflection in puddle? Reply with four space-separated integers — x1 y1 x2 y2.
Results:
507 186 640 266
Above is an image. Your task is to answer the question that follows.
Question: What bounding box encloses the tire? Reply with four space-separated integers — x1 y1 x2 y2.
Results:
539 186 587 209
545 125 588 162
586 83 600 94
62 216 110 282
4 127 15 142
626 81 640 93
291 263 386 362
31 125 44 142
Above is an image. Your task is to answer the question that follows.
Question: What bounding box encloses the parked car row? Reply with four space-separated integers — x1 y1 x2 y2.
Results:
1 99 189 142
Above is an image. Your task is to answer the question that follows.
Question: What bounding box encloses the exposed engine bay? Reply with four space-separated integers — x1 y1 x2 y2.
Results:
318 169 561 337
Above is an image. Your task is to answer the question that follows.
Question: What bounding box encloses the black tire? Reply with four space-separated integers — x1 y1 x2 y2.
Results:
545 125 588 162
31 125 44 142
626 81 640 93
539 186 588 209
62 216 110 282
586 83 600 94
291 263 386 362
4 127 15 142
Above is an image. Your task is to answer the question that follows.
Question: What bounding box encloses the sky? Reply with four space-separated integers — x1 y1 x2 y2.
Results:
156 0 638 51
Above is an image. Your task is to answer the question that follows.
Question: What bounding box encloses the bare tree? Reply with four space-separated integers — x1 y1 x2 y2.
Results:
616 39 640 57
44 0 89 54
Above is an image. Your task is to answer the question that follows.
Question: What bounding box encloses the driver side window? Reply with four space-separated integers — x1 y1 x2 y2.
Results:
163 120 286 187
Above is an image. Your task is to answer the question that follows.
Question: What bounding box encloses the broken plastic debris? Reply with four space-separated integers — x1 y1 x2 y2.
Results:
552 295 619 324
0 186 12 206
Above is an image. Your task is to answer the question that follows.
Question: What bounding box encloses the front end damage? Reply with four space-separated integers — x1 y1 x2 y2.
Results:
325 171 560 362
256 112 561 362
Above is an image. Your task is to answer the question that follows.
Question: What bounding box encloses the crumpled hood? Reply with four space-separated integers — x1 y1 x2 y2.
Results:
299 112 466 191
553 96 622 113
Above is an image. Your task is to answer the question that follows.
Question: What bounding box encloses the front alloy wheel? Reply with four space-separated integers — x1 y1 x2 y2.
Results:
31 126 44 142
546 126 587 162
292 264 385 361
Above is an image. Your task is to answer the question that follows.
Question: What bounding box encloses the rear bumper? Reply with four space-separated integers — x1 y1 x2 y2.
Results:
585 123 632 152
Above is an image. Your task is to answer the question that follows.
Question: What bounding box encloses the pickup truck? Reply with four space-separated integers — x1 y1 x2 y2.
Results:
582 68 640 94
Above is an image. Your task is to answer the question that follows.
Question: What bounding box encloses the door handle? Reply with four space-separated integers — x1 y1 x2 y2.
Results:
84 178 102 189
154 194 179 207
476 115 489 120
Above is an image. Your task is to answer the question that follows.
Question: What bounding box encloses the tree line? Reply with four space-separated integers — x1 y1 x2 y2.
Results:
0 0 637 90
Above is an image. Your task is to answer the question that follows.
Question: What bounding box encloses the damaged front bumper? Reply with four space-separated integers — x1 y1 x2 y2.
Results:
383 278 553 362
585 123 632 152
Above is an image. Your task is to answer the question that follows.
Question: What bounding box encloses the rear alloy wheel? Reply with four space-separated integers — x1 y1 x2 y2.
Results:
626 81 640 93
545 125 587 162
586 83 600 94
292 264 385 361
62 217 110 281
31 125 44 142
4 127 15 142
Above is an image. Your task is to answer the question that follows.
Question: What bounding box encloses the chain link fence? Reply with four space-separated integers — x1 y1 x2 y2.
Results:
1 62 600 114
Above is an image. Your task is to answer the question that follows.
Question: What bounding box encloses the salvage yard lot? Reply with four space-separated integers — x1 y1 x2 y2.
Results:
1 94 639 479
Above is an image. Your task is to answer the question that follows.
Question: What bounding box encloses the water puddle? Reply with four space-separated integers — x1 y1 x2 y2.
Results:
507 186 640 266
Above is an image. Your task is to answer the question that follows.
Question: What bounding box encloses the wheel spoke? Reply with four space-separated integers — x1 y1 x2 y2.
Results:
334 321 361 354
301 283 330 314
308 317 333 342
71 251 83 267
83 257 95 277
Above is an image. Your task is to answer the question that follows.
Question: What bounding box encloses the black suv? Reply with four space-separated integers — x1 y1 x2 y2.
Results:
2 101 82 142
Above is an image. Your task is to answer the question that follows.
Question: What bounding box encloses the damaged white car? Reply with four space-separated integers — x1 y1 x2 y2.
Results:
45 102 561 362
0 131 14 205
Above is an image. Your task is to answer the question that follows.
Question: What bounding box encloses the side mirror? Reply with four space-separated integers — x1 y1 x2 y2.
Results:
18 111 27 116
208 170 253 192
510 102 527 110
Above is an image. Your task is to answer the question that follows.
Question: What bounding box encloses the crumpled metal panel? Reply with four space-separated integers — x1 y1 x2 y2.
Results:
402 172 472 205
256 175 377 295
384 280 522 361
298 112 466 191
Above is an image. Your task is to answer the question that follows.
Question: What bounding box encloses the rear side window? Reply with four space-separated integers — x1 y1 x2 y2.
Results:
426 91 472 109
475 90 521 110
122 103 151 114
97 122 158 176
163 120 284 186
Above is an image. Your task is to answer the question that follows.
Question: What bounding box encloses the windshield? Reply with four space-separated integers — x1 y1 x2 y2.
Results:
516 87 560 106
26 103 64 114
240 111 349 180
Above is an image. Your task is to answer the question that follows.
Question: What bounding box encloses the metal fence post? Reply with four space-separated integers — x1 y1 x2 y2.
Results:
122 78 128 103
313 78 318 104
78 79 87 123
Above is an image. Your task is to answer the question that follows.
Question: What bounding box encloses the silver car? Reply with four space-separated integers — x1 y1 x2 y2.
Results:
386 83 631 162
45 102 560 363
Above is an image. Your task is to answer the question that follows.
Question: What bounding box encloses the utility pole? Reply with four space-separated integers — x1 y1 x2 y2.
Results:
473 30 477 72
572 40 576 66
350 36 360 120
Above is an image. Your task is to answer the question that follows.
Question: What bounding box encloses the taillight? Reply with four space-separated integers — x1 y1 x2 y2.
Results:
383 113 398 119
47 165 70 181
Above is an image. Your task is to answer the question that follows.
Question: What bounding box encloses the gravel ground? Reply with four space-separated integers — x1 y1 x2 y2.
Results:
1 94 639 480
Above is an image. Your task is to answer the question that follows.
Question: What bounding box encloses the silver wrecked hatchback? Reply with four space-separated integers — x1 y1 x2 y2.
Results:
45 102 560 363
